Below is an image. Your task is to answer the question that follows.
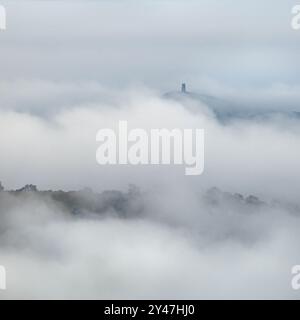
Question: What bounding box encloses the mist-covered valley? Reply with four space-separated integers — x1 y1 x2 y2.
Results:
1 0 300 299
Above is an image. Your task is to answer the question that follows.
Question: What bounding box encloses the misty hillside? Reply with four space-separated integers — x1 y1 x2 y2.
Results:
1 183 299 219
164 85 300 123
0 183 144 219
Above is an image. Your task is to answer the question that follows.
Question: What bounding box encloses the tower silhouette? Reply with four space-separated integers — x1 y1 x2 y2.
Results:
181 83 187 93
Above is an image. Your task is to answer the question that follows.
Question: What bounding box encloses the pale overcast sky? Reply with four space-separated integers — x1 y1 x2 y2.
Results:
0 0 299 90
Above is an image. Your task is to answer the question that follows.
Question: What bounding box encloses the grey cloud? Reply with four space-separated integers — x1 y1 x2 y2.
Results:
0 0 299 300
0 183 300 299
0 0 299 88
0 90 299 299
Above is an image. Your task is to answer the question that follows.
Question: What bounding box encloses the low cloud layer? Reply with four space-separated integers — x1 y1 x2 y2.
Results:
0 0 299 300
0 85 300 299
0 82 300 200
0 184 299 299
